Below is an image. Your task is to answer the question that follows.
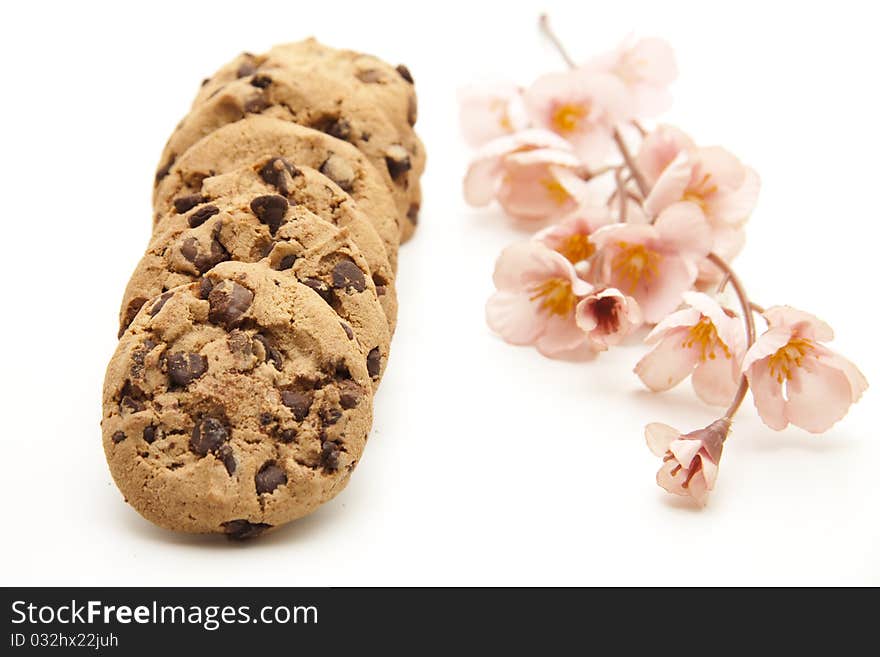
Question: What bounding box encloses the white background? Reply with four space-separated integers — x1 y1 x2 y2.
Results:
1 0 877 586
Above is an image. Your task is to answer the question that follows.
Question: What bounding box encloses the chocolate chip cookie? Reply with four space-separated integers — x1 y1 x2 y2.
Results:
154 116 400 269
103 261 374 536
190 38 422 242
162 67 424 242
121 198 391 384
153 163 397 331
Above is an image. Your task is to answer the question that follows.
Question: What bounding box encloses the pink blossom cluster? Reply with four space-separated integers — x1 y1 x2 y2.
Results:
460 29 867 506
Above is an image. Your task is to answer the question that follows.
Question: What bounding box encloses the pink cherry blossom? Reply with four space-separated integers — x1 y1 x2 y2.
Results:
534 205 613 267
486 241 594 357
575 288 642 350
635 124 696 187
458 81 530 148
645 147 761 230
742 306 868 433
523 69 631 164
590 202 712 323
645 419 729 505
635 292 743 406
585 37 678 118
463 129 584 223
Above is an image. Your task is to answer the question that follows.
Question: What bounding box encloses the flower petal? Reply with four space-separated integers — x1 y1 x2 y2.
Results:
645 422 680 456
485 291 544 345
785 357 859 433
635 332 699 392
654 202 712 260
746 360 788 431
692 352 740 407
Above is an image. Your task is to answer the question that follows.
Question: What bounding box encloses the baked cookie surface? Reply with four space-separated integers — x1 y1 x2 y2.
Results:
121 197 391 384
190 38 422 241
148 163 397 331
154 116 400 269
162 66 423 239
103 261 374 536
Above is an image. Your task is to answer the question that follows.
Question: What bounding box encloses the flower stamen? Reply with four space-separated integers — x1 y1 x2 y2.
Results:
681 316 732 361
768 337 815 383
528 277 577 317
541 178 571 205
556 233 595 263
611 242 661 293
551 102 588 134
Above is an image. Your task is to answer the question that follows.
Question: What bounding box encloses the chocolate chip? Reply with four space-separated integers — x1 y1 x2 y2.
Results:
255 462 287 495
181 237 228 274
217 444 236 475
278 429 297 444
374 284 387 296
250 74 272 88
385 145 412 180
252 334 283 370
258 157 299 195
339 381 362 409
334 361 352 380
280 390 312 421
332 259 366 292
188 204 220 228
322 408 342 425
320 441 340 472
120 297 148 336
189 417 229 456
277 254 297 270
396 64 414 84
407 95 417 127
322 117 352 141
166 352 208 386
223 519 271 540
319 154 355 192
260 412 275 426
300 277 334 305
155 154 175 185
243 94 268 113
407 203 420 225
174 194 206 214
249 195 288 235
236 62 256 78
340 321 354 340
142 425 157 444
208 280 254 328
356 69 383 83
367 347 381 379
198 277 214 300
119 381 147 414
149 291 173 317
111 431 126 444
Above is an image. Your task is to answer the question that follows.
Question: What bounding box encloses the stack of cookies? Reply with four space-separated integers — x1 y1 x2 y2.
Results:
101 39 423 539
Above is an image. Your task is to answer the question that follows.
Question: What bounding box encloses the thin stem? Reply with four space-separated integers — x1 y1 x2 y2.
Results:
538 14 577 68
613 129 650 198
750 301 766 315
706 253 756 422
615 168 628 222
632 120 648 136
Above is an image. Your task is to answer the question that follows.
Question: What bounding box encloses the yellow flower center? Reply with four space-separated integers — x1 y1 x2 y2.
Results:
491 98 513 131
681 173 719 213
551 102 588 134
768 337 815 383
556 233 596 264
541 178 571 206
611 242 661 293
529 278 577 317
681 316 732 361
